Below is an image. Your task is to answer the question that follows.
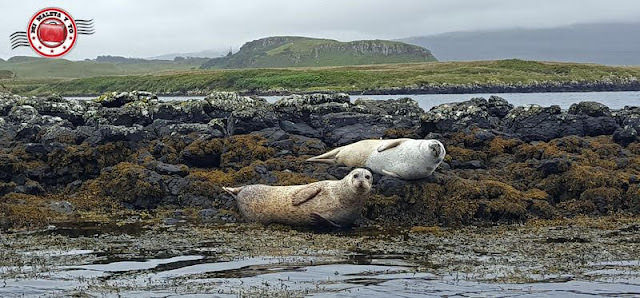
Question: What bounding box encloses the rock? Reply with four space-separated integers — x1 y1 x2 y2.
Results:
274 93 352 123
274 93 350 108
486 96 513 118
24 96 87 126
502 104 619 141
568 101 611 117
538 158 571 176
162 217 183 225
199 208 218 221
91 100 154 126
615 107 640 140
204 92 278 135
353 97 424 118
96 162 167 209
8 105 39 123
613 125 638 146
24 143 47 155
279 120 321 138
376 176 407 197
40 126 86 145
456 160 486 169
465 129 497 148
421 98 495 134
49 201 74 214
154 162 189 177
327 166 352 180
252 127 290 143
179 137 222 168
228 106 278 135
86 125 150 145
314 112 395 146
16 180 44 195
150 120 223 138
96 91 157 108
11 174 26 185
154 100 212 123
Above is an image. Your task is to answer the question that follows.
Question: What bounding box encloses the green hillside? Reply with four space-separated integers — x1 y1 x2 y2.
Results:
201 36 437 69
10 59 640 95
0 56 208 79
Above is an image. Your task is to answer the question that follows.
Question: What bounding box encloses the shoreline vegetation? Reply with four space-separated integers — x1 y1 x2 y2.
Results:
2 59 640 96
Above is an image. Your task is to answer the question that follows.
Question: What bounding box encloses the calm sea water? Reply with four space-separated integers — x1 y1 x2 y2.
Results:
69 91 640 111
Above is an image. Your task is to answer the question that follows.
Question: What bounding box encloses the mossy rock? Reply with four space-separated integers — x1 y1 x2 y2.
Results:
85 162 166 209
221 135 275 168
180 137 224 168
0 193 60 230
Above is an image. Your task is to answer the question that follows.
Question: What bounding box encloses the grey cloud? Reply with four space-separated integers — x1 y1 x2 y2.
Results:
1 0 640 60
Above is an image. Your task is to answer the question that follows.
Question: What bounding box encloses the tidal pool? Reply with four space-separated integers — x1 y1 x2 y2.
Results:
0 219 639 297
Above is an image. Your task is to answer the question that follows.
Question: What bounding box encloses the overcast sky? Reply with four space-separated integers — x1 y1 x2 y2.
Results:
2 0 640 60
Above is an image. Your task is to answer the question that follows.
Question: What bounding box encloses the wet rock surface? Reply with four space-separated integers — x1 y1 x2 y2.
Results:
0 91 639 230
0 217 638 296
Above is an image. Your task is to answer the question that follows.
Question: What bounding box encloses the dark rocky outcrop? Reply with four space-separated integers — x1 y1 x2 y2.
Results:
0 90 638 230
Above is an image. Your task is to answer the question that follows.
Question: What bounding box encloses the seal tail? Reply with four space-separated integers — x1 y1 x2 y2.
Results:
222 186 243 197
306 147 342 164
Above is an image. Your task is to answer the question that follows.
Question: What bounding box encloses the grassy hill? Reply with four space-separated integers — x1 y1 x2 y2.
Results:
201 36 437 69
0 56 208 79
8 59 640 96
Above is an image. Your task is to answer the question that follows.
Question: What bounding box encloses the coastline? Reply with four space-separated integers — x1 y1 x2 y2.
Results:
0 90 639 231
25 81 640 97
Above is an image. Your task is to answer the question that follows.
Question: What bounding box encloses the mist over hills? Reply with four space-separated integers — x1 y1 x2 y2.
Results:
400 22 640 65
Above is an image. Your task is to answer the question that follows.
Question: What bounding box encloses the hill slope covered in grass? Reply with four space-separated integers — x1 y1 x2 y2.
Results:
10 59 640 96
0 56 208 79
201 36 437 69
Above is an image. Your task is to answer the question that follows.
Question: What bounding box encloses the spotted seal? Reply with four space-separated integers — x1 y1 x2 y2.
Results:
307 138 445 180
223 168 373 227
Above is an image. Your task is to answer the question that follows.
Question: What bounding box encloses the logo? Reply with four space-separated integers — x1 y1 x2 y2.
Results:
10 7 94 58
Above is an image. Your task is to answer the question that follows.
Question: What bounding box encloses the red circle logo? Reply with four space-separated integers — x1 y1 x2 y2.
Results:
27 8 77 58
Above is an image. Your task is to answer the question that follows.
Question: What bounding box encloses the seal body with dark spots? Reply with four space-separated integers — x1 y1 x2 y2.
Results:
223 168 373 227
307 138 445 180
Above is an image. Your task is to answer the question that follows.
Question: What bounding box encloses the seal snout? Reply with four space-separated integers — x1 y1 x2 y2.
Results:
429 141 444 159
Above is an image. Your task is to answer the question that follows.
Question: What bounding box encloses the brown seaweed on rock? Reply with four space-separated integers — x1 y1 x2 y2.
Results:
0 91 640 230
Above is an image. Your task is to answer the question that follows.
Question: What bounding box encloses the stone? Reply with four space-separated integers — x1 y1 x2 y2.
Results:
49 201 74 214
568 101 612 117
154 162 189 177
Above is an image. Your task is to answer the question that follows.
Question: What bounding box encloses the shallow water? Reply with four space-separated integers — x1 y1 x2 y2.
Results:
1 251 638 297
267 91 640 110
1 222 639 297
68 90 640 111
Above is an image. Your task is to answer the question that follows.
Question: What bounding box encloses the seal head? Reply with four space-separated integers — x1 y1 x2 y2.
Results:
348 168 373 194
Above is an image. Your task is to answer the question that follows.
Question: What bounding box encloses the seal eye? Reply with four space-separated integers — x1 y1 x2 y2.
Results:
354 174 360 178
365 175 371 180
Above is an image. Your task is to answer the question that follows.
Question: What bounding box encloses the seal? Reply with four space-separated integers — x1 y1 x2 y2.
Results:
223 168 373 227
306 138 445 180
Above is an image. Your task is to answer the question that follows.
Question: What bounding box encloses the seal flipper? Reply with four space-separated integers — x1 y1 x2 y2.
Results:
291 185 322 206
377 139 409 152
311 212 342 228
381 169 403 179
222 186 244 197
306 147 342 164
